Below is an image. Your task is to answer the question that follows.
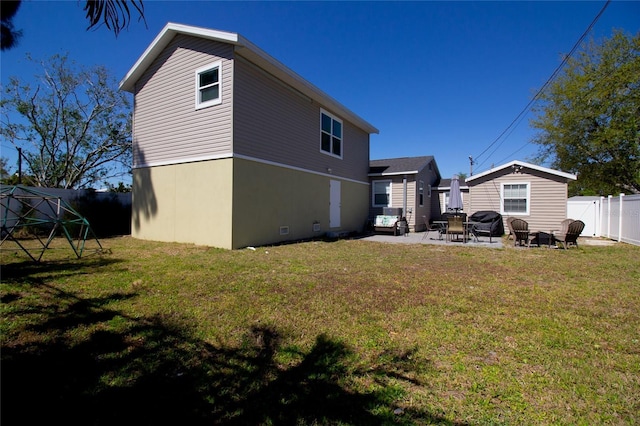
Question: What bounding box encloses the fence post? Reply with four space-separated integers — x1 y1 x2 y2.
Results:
607 195 612 238
618 193 624 242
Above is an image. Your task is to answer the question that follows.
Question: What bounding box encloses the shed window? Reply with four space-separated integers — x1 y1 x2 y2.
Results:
195 61 222 109
320 110 342 158
502 183 530 215
373 180 391 207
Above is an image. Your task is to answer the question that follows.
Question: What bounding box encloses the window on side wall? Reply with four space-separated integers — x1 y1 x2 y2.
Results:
419 180 424 206
195 61 222 109
444 191 464 210
320 109 343 158
502 183 530 215
373 180 391 207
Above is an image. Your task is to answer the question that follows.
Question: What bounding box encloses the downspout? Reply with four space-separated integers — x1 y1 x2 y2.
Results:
403 175 408 219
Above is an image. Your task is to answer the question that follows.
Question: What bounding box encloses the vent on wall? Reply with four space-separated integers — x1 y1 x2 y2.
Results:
279 226 289 235
312 222 321 232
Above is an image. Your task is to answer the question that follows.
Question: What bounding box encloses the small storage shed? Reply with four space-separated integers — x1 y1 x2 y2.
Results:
466 160 577 233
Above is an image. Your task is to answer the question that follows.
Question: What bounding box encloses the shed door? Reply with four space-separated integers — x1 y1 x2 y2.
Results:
330 180 341 228
567 199 599 237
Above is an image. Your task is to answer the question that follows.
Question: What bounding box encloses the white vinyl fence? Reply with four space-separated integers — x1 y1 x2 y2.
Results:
568 194 640 246
601 194 640 246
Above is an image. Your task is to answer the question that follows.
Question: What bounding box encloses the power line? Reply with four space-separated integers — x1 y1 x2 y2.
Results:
473 0 611 172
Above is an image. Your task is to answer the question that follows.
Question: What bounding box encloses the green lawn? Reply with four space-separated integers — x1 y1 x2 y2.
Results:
2 236 639 425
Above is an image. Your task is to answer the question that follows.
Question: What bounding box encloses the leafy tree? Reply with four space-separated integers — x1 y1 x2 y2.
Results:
105 181 132 193
0 156 35 186
531 30 640 196
1 54 132 189
1 0 146 51
0 157 13 183
84 0 146 36
1 1 22 50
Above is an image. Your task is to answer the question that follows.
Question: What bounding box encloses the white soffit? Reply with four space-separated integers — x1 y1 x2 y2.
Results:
466 160 577 182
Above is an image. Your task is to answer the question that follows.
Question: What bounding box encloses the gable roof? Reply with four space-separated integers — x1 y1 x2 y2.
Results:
466 160 577 182
119 22 378 135
436 177 468 190
369 156 436 176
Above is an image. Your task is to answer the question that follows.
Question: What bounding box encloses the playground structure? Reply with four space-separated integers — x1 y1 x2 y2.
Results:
1 185 103 262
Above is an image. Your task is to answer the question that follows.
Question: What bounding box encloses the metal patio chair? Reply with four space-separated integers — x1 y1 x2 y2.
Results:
446 215 467 243
422 216 444 240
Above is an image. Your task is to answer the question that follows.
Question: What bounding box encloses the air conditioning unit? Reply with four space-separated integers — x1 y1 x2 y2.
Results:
383 207 403 216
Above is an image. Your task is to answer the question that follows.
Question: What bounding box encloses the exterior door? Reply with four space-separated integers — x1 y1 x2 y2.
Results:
330 180 341 228
567 198 599 237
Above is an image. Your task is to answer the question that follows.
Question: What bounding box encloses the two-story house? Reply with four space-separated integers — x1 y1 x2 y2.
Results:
120 23 378 249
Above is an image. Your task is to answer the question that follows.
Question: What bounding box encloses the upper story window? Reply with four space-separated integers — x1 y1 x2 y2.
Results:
502 183 530 215
320 110 342 158
195 61 222 109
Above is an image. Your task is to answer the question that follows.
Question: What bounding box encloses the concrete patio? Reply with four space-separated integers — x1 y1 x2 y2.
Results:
359 230 504 248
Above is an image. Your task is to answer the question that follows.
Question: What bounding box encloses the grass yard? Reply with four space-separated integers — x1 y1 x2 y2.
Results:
1 236 639 425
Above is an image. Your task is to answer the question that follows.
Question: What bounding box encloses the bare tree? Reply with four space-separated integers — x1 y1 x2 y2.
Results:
1 54 132 189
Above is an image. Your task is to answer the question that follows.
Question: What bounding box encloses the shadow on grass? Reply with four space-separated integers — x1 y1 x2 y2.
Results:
2 266 467 425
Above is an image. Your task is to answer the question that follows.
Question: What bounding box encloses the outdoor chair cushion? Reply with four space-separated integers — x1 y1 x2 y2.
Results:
374 215 400 227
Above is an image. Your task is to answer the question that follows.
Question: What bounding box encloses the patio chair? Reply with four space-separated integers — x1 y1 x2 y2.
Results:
511 218 531 247
554 220 585 250
422 216 444 240
506 217 516 241
446 215 466 243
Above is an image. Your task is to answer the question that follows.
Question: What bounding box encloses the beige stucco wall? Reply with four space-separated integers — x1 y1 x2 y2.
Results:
232 158 369 249
131 159 233 248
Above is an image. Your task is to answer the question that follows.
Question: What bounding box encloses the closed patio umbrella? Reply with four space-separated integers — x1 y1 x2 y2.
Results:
447 175 463 212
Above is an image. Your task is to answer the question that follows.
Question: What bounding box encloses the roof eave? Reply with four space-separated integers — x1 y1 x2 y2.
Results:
119 23 240 92
119 23 379 135
234 39 378 135
466 160 577 182
368 170 420 177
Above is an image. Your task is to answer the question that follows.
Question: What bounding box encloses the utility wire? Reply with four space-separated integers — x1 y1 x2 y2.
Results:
473 0 611 172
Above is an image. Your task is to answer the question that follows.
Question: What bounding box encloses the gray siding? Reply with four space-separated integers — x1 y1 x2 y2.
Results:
132 35 234 167
233 55 370 183
469 169 569 232
413 165 440 229
368 160 441 230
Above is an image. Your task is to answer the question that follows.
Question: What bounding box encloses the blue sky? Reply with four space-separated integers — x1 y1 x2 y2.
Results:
2 0 639 183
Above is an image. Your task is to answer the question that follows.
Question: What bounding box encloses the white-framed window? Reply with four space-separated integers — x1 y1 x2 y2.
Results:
372 180 391 207
444 191 464 210
501 182 530 215
418 180 424 206
320 109 343 158
195 61 222 109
